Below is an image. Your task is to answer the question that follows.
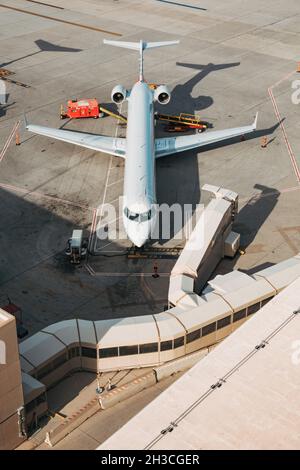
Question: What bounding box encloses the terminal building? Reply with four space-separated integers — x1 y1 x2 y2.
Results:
0 310 25 450
0 309 48 450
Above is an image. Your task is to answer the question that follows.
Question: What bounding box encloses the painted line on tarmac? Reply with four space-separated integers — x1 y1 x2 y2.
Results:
0 181 93 210
87 208 97 253
0 4 122 36
85 263 95 276
0 120 19 163
107 178 123 187
92 103 124 253
268 71 300 184
87 272 170 277
25 0 64 9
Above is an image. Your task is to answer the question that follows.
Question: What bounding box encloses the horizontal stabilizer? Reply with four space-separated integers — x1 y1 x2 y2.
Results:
104 39 179 81
103 39 179 51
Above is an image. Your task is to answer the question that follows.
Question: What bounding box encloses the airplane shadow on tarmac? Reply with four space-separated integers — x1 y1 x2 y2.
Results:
154 61 241 245
233 183 280 272
155 118 282 246
0 183 281 433
214 183 280 275
236 183 280 248
154 61 282 245
0 39 82 68
169 61 240 115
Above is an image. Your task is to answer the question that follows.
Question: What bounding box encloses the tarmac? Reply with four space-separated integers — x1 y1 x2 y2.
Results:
1 0 300 449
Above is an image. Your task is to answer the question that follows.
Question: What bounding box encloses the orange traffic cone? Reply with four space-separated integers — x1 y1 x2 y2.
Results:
260 136 268 148
15 131 20 146
297 62 300 73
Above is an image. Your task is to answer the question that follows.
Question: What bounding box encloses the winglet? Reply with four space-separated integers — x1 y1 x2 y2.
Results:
253 112 258 129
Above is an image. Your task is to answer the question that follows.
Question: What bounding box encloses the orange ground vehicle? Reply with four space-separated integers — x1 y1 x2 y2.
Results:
61 98 101 119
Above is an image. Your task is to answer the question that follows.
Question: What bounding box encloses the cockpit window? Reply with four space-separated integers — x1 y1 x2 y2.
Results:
124 207 152 222
139 210 152 222
124 207 139 221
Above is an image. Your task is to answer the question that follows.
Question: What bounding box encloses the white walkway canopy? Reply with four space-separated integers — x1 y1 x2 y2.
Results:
99 277 300 450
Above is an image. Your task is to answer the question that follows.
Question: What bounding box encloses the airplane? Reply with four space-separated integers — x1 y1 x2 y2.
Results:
26 39 258 248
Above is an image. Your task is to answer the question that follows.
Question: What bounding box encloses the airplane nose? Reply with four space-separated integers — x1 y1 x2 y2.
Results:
126 221 150 248
129 232 148 248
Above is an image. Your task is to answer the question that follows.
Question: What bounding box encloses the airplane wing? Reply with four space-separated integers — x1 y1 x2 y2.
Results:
155 113 258 158
26 124 126 158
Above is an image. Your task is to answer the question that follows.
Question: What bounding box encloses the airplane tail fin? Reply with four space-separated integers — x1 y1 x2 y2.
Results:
103 39 179 81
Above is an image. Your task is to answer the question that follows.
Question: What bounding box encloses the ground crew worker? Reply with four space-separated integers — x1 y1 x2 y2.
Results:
152 262 159 278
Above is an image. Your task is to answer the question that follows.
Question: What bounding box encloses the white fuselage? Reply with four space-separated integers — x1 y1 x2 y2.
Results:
122 81 157 247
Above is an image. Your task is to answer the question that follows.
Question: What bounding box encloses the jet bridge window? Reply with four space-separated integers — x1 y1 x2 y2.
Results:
119 345 139 356
217 315 231 329
247 302 260 316
99 347 119 358
139 343 158 354
202 322 216 337
186 329 201 344
160 340 173 351
261 296 274 307
68 346 81 359
174 336 184 348
233 309 247 322
124 207 152 222
82 347 97 359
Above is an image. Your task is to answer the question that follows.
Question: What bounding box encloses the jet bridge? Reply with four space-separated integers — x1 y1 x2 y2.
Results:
168 184 240 307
